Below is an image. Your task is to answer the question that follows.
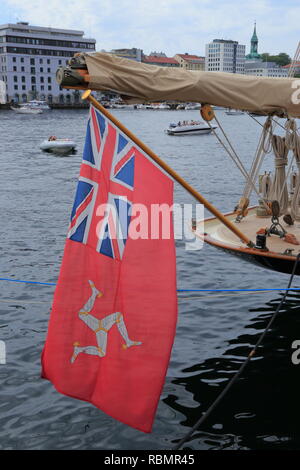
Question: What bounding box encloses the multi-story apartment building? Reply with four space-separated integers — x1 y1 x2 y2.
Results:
0 22 96 104
244 61 288 78
174 53 205 71
205 39 245 74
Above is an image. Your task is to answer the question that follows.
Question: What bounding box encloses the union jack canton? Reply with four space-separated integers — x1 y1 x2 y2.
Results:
67 105 135 260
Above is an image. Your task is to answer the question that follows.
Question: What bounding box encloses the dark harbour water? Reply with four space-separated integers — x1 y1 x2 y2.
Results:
0 108 300 450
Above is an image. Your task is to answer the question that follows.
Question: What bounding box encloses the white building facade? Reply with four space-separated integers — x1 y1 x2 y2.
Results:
205 39 246 74
0 22 96 104
244 61 289 78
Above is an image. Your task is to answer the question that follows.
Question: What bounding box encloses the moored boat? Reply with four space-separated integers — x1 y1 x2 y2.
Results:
193 207 300 275
11 106 43 114
225 109 245 115
166 120 216 135
185 103 201 110
23 100 50 110
40 136 77 154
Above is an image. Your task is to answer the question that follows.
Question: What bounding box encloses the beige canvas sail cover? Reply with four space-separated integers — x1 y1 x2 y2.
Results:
82 52 300 117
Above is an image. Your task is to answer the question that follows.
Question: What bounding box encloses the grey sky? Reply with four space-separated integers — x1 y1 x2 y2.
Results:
1 0 299 58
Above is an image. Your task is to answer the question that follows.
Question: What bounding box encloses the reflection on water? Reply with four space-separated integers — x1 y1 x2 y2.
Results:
165 291 300 450
0 108 299 449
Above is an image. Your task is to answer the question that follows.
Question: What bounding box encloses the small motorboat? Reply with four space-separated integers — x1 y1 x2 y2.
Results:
165 120 216 135
40 136 77 154
225 109 245 115
185 103 201 110
22 100 50 110
11 106 43 114
153 103 170 110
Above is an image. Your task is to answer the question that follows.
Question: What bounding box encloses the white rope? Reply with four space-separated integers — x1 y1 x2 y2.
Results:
260 173 273 199
242 117 273 201
290 133 300 220
269 135 289 214
285 119 300 151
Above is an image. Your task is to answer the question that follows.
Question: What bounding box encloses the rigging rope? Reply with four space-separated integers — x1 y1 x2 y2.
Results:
269 134 289 214
288 41 300 78
290 131 300 220
242 117 273 202
260 172 273 199
207 118 266 206
173 253 300 451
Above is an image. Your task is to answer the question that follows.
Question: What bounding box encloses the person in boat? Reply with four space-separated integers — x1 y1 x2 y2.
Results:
48 135 57 141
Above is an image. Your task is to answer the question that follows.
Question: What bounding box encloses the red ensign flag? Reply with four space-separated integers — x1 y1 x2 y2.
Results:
41 105 177 432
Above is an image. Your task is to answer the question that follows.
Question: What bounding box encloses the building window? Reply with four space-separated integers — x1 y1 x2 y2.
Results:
48 85 52 91
21 76 25 82
48 77 51 83
47 59 50 64
21 66 25 72
31 85 36 91
14 85 18 90
40 77 44 83
13 75 17 82
13 66 17 71
22 85 26 90
7 46 74 58
58 59 62 65
30 58 35 65
31 67 35 74
13 57 16 62
47 68 50 73
40 67 43 73
39 59 43 64
20 58 24 63
31 76 36 84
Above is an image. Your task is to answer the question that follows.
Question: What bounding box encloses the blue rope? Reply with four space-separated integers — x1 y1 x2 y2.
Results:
177 288 300 292
0 277 300 293
0 278 56 286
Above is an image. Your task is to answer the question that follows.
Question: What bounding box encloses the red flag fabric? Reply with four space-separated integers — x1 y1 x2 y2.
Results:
41 105 177 432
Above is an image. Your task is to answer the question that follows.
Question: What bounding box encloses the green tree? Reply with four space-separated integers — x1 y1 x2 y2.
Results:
261 53 270 62
277 53 291 66
261 52 291 66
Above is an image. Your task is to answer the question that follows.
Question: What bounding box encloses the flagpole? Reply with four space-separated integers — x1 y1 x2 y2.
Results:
82 90 254 247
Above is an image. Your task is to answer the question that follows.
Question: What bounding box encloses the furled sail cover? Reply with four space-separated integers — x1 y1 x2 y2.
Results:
82 52 300 118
